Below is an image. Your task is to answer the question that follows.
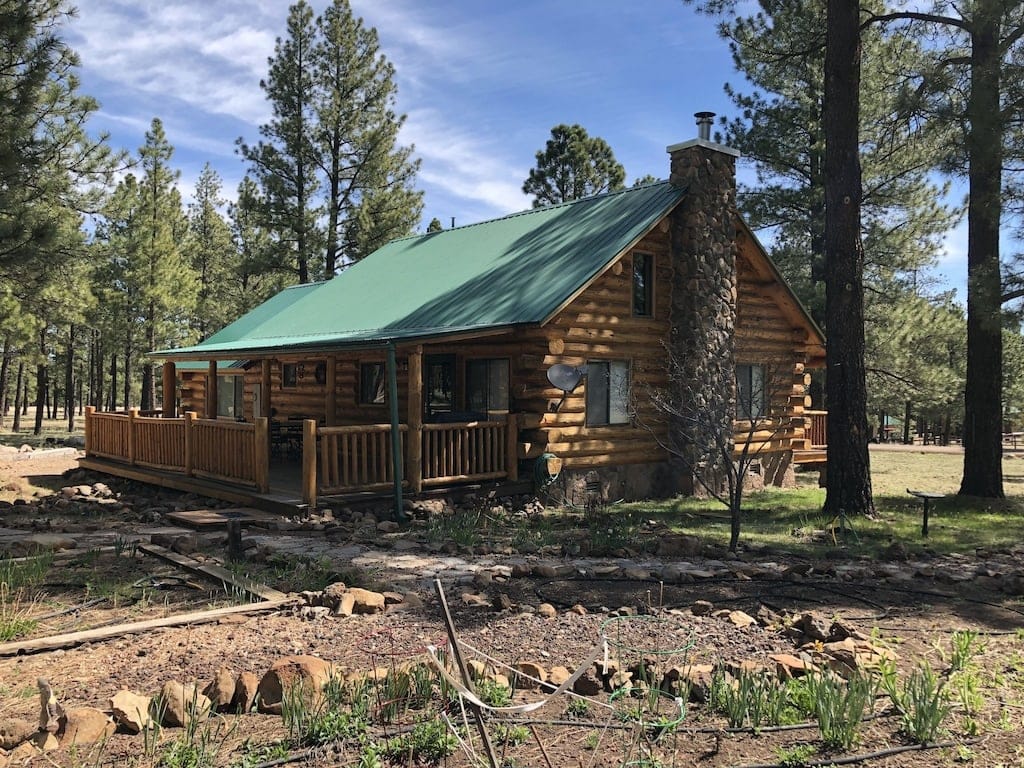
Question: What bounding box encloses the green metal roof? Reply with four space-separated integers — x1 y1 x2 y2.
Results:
156 181 685 358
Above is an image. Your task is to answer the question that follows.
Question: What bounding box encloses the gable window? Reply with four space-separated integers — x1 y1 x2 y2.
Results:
466 359 509 416
632 252 653 317
736 364 765 420
586 360 630 426
216 375 244 419
359 362 386 405
281 363 298 389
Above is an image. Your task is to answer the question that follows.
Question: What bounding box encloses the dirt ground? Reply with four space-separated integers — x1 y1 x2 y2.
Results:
1 451 1024 768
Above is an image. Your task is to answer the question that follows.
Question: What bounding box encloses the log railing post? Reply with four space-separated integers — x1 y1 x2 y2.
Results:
302 419 318 508
184 411 195 477
506 412 518 481
84 406 94 456
254 417 270 492
127 407 138 465
407 346 423 494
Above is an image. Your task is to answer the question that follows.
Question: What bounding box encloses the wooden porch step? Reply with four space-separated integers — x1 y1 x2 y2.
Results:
792 449 827 466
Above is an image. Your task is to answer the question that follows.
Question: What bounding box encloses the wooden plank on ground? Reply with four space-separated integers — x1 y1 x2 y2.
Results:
0 598 296 656
165 507 279 528
138 544 287 601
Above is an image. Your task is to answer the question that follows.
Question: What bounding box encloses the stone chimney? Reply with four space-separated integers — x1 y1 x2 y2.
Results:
666 113 741 492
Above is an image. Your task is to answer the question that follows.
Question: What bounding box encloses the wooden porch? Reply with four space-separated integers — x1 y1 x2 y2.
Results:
793 409 828 465
82 407 518 511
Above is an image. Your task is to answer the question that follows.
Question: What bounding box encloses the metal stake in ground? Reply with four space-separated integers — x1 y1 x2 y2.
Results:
433 578 499 768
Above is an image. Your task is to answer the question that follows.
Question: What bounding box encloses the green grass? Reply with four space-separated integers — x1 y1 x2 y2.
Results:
601 449 1024 560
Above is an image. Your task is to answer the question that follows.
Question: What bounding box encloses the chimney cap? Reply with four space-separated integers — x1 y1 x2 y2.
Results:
695 111 715 140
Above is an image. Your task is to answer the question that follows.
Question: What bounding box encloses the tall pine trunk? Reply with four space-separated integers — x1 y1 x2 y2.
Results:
0 336 11 427
823 0 874 517
65 323 75 432
959 6 1004 498
12 362 23 431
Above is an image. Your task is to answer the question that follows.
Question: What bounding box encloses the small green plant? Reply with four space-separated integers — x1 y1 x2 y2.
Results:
230 741 290 768
775 743 817 767
0 552 53 589
426 508 484 547
158 715 236 768
805 670 877 751
476 678 512 708
710 668 790 729
492 723 529 746
0 584 38 641
565 696 591 718
949 629 984 672
282 675 370 746
890 662 951 744
583 732 600 750
381 719 458 764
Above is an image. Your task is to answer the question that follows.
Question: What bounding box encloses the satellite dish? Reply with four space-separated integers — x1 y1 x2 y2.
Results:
547 363 586 393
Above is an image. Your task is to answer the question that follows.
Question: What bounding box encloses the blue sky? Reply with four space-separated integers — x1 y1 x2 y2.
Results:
67 0 968 294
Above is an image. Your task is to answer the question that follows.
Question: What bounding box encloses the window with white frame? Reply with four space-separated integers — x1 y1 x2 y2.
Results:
736 364 765 420
586 360 630 426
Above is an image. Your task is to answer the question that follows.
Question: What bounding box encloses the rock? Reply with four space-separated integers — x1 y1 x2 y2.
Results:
31 731 60 751
377 521 400 533
607 670 633 691
796 612 830 641
664 664 714 702
756 604 783 628
537 603 557 618
232 672 260 713
13 535 76 556
656 533 702 557
572 670 604 696
7 740 39 762
546 666 571 690
513 662 547 690
59 707 115 746
690 600 714 616
37 678 63 734
110 691 153 734
493 593 515 612
382 591 405 605
257 655 335 715
158 681 211 728
727 610 757 628
567 604 587 615
0 718 37 749
769 654 814 679
510 561 533 578
338 588 386 615
460 592 490 608
202 667 236 711
467 660 489 680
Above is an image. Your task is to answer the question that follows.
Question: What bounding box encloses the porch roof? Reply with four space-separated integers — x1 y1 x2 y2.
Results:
154 181 686 359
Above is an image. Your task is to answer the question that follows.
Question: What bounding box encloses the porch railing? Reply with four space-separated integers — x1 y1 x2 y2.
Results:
317 424 408 494
84 407 269 492
805 410 828 448
421 420 509 487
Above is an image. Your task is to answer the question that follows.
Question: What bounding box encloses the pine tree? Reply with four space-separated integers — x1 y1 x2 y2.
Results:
312 0 422 272
522 124 626 207
188 164 235 338
238 1 322 284
228 176 289 315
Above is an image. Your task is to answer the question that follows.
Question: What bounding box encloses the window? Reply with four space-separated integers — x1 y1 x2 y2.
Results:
466 359 509 415
586 360 630 426
736 364 765 420
281 363 297 388
359 362 386 405
632 252 653 317
216 375 244 419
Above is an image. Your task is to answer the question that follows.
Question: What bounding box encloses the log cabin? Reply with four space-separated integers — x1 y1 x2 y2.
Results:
81 118 826 512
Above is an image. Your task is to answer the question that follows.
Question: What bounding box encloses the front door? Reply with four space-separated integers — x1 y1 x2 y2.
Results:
424 354 455 422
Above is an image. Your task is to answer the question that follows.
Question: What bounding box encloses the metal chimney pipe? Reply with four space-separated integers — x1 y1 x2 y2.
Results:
695 111 715 141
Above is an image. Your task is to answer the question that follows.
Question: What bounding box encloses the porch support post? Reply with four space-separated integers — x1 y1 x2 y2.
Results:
506 412 518 481
260 360 272 418
407 346 423 494
184 411 195 477
325 355 337 426
254 416 269 492
84 406 94 455
386 343 405 521
161 361 176 418
127 407 138 465
302 419 317 508
207 361 218 419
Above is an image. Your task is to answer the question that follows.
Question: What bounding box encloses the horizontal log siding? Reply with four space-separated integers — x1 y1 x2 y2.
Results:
734 238 813 455
518 231 673 469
